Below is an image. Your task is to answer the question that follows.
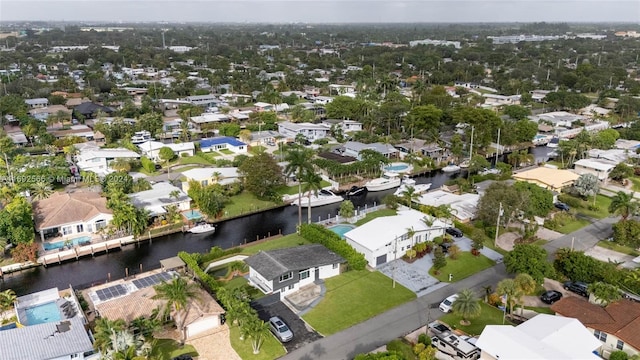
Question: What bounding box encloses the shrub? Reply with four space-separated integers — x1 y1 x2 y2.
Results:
417 333 431 346
488 293 501 306
412 343 425 355
385 339 414 360
178 251 221 291
609 351 629 360
140 156 156 173
299 224 368 270
448 244 461 260
557 194 583 209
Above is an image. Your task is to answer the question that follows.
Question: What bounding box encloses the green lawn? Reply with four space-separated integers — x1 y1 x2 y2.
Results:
597 240 640 256
240 233 310 255
556 218 591 234
229 324 285 360
276 181 332 196
220 149 234 155
440 302 512 336
179 156 212 166
524 306 555 315
303 270 416 335
354 209 397 226
571 194 612 219
630 176 640 192
429 252 496 282
250 145 267 155
546 160 565 169
221 276 266 300
223 192 279 218
151 338 198 360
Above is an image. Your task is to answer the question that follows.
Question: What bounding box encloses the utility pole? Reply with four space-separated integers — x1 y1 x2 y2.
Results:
494 202 503 247
495 128 501 167
392 236 398 289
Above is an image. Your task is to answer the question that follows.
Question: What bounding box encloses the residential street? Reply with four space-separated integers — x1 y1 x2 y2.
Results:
281 264 508 360
283 218 620 360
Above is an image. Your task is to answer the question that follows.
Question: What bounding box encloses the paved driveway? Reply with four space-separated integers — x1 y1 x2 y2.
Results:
251 295 323 353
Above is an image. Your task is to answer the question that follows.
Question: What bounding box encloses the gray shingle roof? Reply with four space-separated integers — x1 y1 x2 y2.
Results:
0 317 94 360
244 244 345 280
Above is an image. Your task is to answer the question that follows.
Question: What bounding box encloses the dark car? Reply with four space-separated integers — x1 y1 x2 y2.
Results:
440 242 452 253
446 227 463 238
554 202 570 211
563 281 589 297
540 290 563 304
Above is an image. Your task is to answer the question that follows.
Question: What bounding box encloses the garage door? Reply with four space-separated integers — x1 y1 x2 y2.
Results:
186 315 219 338
376 254 387 266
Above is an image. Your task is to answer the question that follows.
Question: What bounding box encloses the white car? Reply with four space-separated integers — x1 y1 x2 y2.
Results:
439 294 459 313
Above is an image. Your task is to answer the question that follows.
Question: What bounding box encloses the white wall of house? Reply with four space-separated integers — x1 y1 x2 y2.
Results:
186 315 220 339
57 213 113 236
318 263 340 279
202 143 247 154
249 268 274 292
250 263 341 298
573 164 612 182
589 326 638 359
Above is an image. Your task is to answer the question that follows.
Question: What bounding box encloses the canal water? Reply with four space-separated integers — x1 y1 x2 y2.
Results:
2 147 552 296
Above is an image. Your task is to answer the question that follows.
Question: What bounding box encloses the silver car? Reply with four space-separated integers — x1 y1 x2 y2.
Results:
269 316 293 342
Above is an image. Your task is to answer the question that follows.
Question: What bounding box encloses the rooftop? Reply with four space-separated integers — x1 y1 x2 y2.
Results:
129 182 190 216
181 167 240 185
244 244 345 280
416 190 480 222
200 137 246 148
574 158 617 172
512 167 580 190
33 191 112 230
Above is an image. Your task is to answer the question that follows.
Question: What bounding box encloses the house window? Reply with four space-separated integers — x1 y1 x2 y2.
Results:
62 226 72 235
415 235 421 242
299 269 310 280
279 272 292 282
76 224 83 233
617 340 624 350
86 224 93 233
288 284 294 290
594 330 607 342
201 180 208 186
333 263 338 269
95 220 107 231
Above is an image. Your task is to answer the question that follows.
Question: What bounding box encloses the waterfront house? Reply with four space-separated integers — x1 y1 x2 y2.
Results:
244 244 345 298
75 145 141 176
344 209 446 268
137 140 195 161
3 125 28 146
33 191 113 242
321 119 363 133
341 141 400 160
129 182 191 217
552 297 640 358
415 190 480 223
573 158 616 183
395 139 450 164
181 167 241 191
189 113 231 130
476 314 601 360
73 102 114 119
199 137 247 154
512 167 580 192
49 124 96 141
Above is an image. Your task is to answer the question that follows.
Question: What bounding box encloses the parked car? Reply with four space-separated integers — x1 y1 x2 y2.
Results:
428 321 452 336
563 281 589 297
540 290 563 304
554 202 570 211
446 227 463 238
439 294 459 313
269 316 293 342
440 242 452 253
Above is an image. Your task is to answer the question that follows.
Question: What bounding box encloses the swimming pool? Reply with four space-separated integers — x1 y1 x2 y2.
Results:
43 236 91 251
384 162 412 173
328 224 356 238
23 301 61 325
183 210 203 220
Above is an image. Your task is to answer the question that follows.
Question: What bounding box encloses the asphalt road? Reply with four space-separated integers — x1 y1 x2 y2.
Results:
543 216 618 255
281 264 508 360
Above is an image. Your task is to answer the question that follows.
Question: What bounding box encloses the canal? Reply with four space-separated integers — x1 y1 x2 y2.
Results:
2 147 552 296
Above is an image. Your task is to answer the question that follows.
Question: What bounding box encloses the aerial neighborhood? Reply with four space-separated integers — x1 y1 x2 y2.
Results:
1 19 640 360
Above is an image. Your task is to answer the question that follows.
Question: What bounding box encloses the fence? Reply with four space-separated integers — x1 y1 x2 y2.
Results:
315 203 386 226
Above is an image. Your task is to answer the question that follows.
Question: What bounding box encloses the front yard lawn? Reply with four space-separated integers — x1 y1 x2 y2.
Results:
151 338 198 360
556 218 591 234
354 209 397 226
302 270 416 336
179 155 212 166
597 240 640 256
240 233 310 255
223 192 279 218
229 324 285 360
440 302 513 336
429 252 495 282
220 149 234 155
567 194 612 219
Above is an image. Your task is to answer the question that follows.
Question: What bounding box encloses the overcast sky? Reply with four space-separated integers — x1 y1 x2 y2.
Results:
1 0 639 23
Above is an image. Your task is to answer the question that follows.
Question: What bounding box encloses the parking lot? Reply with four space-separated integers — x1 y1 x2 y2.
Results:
251 294 323 352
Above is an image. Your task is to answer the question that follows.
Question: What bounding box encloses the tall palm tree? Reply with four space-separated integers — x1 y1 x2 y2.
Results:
152 276 201 344
514 273 537 314
401 185 419 210
452 289 482 325
247 317 270 355
92 318 127 353
497 278 522 319
30 181 53 201
300 169 323 224
609 191 638 220
0 289 17 311
110 158 132 173
284 147 314 227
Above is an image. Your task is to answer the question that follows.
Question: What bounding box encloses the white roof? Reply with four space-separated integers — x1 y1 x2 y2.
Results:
416 190 480 222
182 167 240 185
78 147 140 160
190 113 230 123
574 158 616 172
128 182 190 216
344 209 446 252
138 141 195 153
477 314 601 360
254 102 273 107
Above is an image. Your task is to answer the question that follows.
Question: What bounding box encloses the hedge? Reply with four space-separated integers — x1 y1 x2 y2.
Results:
299 224 368 270
178 251 221 291
140 156 156 173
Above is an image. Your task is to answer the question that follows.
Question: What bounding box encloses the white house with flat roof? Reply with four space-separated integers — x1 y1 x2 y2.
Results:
278 121 331 142
137 140 195 161
75 146 140 176
129 182 191 217
415 190 480 223
573 158 617 183
341 141 400 160
344 209 446 268
181 167 241 192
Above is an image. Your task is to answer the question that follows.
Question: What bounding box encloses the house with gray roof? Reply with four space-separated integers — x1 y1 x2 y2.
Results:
244 244 345 298
341 141 399 160
129 182 191 217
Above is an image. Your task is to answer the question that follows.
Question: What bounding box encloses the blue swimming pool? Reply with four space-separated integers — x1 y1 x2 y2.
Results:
328 224 356 238
43 236 91 251
23 301 61 325
183 210 203 220
384 163 410 172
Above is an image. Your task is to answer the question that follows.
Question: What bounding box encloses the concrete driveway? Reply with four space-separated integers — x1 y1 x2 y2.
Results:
251 295 322 352
585 245 639 269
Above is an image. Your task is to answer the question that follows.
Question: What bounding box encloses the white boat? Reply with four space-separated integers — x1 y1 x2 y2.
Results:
458 159 470 169
347 186 368 197
442 164 461 173
291 189 344 207
364 172 402 192
394 177 432 196
479 168 501 176
131 131 154 144
188 222 216 234
547 137 559 148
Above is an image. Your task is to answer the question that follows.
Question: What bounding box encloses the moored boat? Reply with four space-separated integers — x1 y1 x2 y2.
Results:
347 186 368 197
364 172 402 192
188 222 216 234
291 189 344 207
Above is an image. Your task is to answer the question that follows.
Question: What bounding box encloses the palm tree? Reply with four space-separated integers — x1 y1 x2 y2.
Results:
152 276 201 344
247 317 270 354
514 273 537 314
212 171 224 184
401 185 419 209
110 158 132 173
92 318 127 353
169 190 180 201
30 181 53 201
0 289 17 311
497 278 522 319
300 169 323 224
451 289 481 325
609 191 638 220
284 147 314 227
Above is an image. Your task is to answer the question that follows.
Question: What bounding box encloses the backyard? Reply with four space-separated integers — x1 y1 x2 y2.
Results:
429 252 495 282
223 192 280 218
151 339 198 360
439 302 513 336
239 233 310 255
302 270 416 335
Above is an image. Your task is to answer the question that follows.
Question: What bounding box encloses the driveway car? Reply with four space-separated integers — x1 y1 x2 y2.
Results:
269 316 294 343
563 281 589 297
428 321 451 336
554 202 570 211
439 294 458 313
446 227 463 237
540 290 563 304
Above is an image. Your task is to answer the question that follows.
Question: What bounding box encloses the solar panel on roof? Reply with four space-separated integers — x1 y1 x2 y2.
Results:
132 272 173 290
94 284 127 302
